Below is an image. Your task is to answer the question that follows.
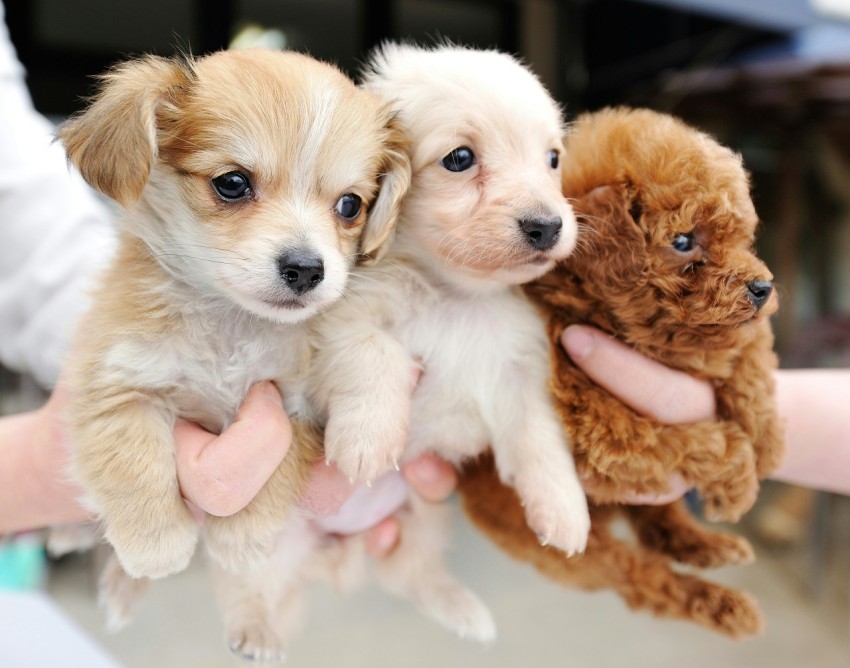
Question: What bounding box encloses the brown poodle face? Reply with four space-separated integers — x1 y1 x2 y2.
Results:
567 180 776 347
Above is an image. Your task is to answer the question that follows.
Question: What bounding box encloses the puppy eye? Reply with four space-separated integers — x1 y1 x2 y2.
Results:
547 150 559 169
672 232 696 253
335 193 362 221
441 146 475 172
212 171 251 201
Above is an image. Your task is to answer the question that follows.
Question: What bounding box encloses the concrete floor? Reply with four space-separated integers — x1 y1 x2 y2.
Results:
46 501 849 668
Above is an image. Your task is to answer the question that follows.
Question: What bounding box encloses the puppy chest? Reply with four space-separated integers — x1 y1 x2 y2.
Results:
403 296 550 457
105 324 306 431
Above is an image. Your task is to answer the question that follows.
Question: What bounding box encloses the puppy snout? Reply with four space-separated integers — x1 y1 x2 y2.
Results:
746 279 773 310
277 251 324 296
519 217 562 251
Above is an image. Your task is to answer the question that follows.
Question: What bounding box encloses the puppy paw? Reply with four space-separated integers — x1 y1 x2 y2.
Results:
688 585 765 638
519 477 590 557
677 533 755 569
106 508 198 580
46 523 100 558
324 414 406 484
98 553 150 632
701 482 758 524
228 621 287 663
204 516 277 574
418 582 497 643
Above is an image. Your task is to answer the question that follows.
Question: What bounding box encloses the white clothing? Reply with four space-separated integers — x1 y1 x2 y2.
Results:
0 3 116 388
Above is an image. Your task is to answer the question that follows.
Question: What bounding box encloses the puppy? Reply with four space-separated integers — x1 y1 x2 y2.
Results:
57 49 410 580
460 107 784 637
313 43 590 636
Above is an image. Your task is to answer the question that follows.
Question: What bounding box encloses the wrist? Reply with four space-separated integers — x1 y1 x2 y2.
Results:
0 405 89 533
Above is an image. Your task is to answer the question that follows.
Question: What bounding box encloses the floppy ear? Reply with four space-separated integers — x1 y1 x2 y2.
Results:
574 183 646 285
358 117 411 265
57 55 194 208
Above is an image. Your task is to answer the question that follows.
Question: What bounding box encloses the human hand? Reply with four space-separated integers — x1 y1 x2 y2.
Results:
301 453 458 558
1 380 293 533
560 324 717 505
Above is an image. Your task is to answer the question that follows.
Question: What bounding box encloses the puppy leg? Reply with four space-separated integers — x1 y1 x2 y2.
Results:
692 422 760 522
561 375 759 522
624 502 754 568
98 550 151 632
213 517 318 662
320 328 416 484
204 420 322 573
716 331 786 478
490 390 589 556
374 498 496 642
72 392 197 579
459 463 762 638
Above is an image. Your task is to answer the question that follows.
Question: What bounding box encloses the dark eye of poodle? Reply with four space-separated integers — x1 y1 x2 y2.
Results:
547 150 559 169
212 171 252 201
334 193 362 222
672 232 696 253
441 146 476 172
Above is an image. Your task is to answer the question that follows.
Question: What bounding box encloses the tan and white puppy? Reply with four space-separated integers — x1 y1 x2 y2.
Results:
57 49 410 580
310 43 591 640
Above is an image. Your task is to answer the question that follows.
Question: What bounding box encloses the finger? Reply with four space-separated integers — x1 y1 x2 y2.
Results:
175 381 291 517
299 461 357 518
401 453 458 503
561 325 716 424
365 517 401 557
620 473 691 506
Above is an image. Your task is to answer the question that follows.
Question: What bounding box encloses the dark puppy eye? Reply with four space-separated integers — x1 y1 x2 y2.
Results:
547 150 559 169
335 193 362 221
441 146 475 172
212 171 251 200
672 232 696 252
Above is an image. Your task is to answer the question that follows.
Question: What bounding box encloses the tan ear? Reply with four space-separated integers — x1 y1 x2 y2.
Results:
57 55 194 208
358 117 411 265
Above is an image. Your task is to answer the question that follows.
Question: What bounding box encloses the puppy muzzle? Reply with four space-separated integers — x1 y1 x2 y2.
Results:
277 250 325 296
518 216 562 251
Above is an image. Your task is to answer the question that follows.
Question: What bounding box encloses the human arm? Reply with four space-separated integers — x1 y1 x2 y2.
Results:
561 324 850 497
0 6 117 388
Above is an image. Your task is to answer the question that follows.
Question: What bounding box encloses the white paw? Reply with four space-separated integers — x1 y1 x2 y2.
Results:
107 512 198 580
98 554 150 632
46 523 100 558
324 414 406 484
228 622 287 663
419 583 497 643
520 477 590 557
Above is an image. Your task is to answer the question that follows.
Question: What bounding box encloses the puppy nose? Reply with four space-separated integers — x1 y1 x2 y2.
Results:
277 251 324 295
519 217 562 251
747 279 773 310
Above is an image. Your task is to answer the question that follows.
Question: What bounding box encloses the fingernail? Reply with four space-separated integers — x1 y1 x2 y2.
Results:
562 325 596 360
260 381 284 407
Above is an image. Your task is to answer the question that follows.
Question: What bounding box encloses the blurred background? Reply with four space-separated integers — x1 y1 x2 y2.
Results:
1 0 848 666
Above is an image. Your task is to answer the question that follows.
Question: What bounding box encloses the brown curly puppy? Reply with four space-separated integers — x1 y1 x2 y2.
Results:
459 107 785 637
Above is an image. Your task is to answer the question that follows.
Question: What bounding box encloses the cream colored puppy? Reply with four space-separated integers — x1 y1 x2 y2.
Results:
310 43 591 640
58 49 409 580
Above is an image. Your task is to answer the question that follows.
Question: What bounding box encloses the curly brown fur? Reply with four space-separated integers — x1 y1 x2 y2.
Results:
459 107 784 637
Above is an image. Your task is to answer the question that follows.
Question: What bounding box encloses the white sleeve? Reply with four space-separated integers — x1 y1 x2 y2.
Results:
0 4 116 389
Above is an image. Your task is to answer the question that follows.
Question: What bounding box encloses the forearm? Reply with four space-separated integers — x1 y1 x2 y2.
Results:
0 407 89 533
771 368 850 495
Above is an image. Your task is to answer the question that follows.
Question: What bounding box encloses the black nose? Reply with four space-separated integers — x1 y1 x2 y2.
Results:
747 279 773 310
519 217 562 251
277 251 324 295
